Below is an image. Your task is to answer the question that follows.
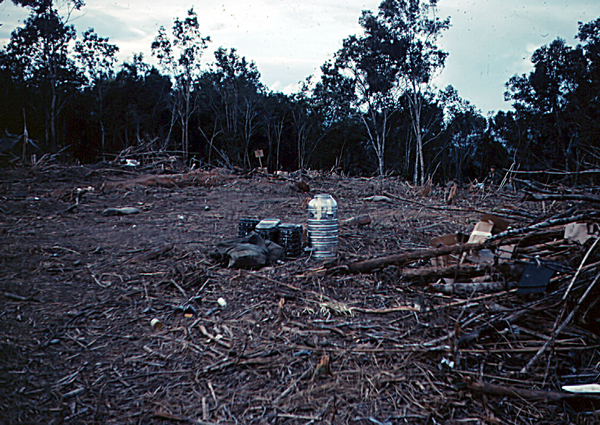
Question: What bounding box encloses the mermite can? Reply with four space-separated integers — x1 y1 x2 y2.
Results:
307 194 338 259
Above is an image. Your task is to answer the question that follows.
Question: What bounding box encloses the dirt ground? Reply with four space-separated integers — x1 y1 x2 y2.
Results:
1 163 600 424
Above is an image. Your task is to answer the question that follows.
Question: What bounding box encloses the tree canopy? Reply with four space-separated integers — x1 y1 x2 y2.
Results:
2 0 600 184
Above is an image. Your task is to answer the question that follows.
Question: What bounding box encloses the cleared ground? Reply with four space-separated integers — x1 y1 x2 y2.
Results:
1 164 599 424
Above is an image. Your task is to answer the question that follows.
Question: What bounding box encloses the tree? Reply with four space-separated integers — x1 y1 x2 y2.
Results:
108 55 172 152
573 19 600 168
392 88 443 179
319 20 402 176
152 8 210 162
8 0 84 10
437 85 486 182
319 0 449 180
381 0 449 184
312 71 367 174
263 92 289 171
505 38 586 170
2 2 82 150
74 28 119 156
289 85 325 171
199 48 265 168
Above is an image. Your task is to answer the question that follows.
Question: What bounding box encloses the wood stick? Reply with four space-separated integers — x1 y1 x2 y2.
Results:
401 264 495 280
525 192 600 204
562 237 600 300
488 211 600 242
381 190 490 215
340 243 478 274
352 305 420 314
333 233 529 274
130 243 173 263
510 168 600 176
521 271 600 373
466 380 600 402
340 214 372 227
3 291 40 302
332 225 570 275
429 281 515 296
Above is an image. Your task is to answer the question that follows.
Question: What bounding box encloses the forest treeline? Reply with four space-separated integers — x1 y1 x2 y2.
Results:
1 0 600 183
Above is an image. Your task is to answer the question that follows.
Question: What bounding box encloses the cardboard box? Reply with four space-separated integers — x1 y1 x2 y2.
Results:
467 214 511 244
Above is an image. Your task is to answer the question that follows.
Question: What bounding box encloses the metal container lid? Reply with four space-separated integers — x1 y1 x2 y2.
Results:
255 218 281 230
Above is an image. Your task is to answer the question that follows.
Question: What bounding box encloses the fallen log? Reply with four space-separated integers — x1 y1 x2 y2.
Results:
429 280 516 295
401 262 522 281
401 264 491 281
517 238 568 254
488 211 600 242
511 168 600 176
330 221 576 274
340 214 372 227
466 380 600 402
330 231 561 274
525 192 600 204
101 170 228 191
330 243 479 274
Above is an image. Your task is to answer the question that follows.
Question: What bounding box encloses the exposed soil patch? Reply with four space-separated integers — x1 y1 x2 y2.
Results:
1 164 599 424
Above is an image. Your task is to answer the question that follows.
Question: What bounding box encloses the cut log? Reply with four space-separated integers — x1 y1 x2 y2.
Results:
340 214 372 227
429 280 515 295
401 264 491 280
333 233 539 274
331 225 574 275
466 380 600 402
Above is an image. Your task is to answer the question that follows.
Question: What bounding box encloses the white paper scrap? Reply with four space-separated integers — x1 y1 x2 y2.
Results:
562 383 600 393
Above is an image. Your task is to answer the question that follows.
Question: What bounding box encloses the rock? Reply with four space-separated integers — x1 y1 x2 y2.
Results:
101 207 141 216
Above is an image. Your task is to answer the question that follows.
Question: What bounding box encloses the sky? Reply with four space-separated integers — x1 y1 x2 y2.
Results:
1 0 600 115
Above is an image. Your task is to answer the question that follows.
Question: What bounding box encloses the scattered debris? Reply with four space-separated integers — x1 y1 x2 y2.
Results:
3 164 600 424
150 318 163 331
562 383 600 394
130 244 173 263
122 159 140 167
565 222 598 244
517 261 557 294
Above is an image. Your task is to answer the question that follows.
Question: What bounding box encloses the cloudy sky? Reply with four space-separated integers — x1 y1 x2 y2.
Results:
2 0 600 114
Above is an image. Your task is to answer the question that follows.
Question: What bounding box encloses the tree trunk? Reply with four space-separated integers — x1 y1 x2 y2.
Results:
183 82 191 163
98 83 106 158
360 108 386 176
50 80 57 151
410 88 424 185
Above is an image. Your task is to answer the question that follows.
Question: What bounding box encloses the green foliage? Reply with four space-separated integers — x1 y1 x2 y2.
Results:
501 19 600 173
1 3 82 149
9 0 84 14
196 48 266 168
151 8 210 161
74 28 119 85
318 0 449 178
3 0 597 181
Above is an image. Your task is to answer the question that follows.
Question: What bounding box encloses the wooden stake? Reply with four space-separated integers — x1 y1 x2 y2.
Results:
22 109 28 163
